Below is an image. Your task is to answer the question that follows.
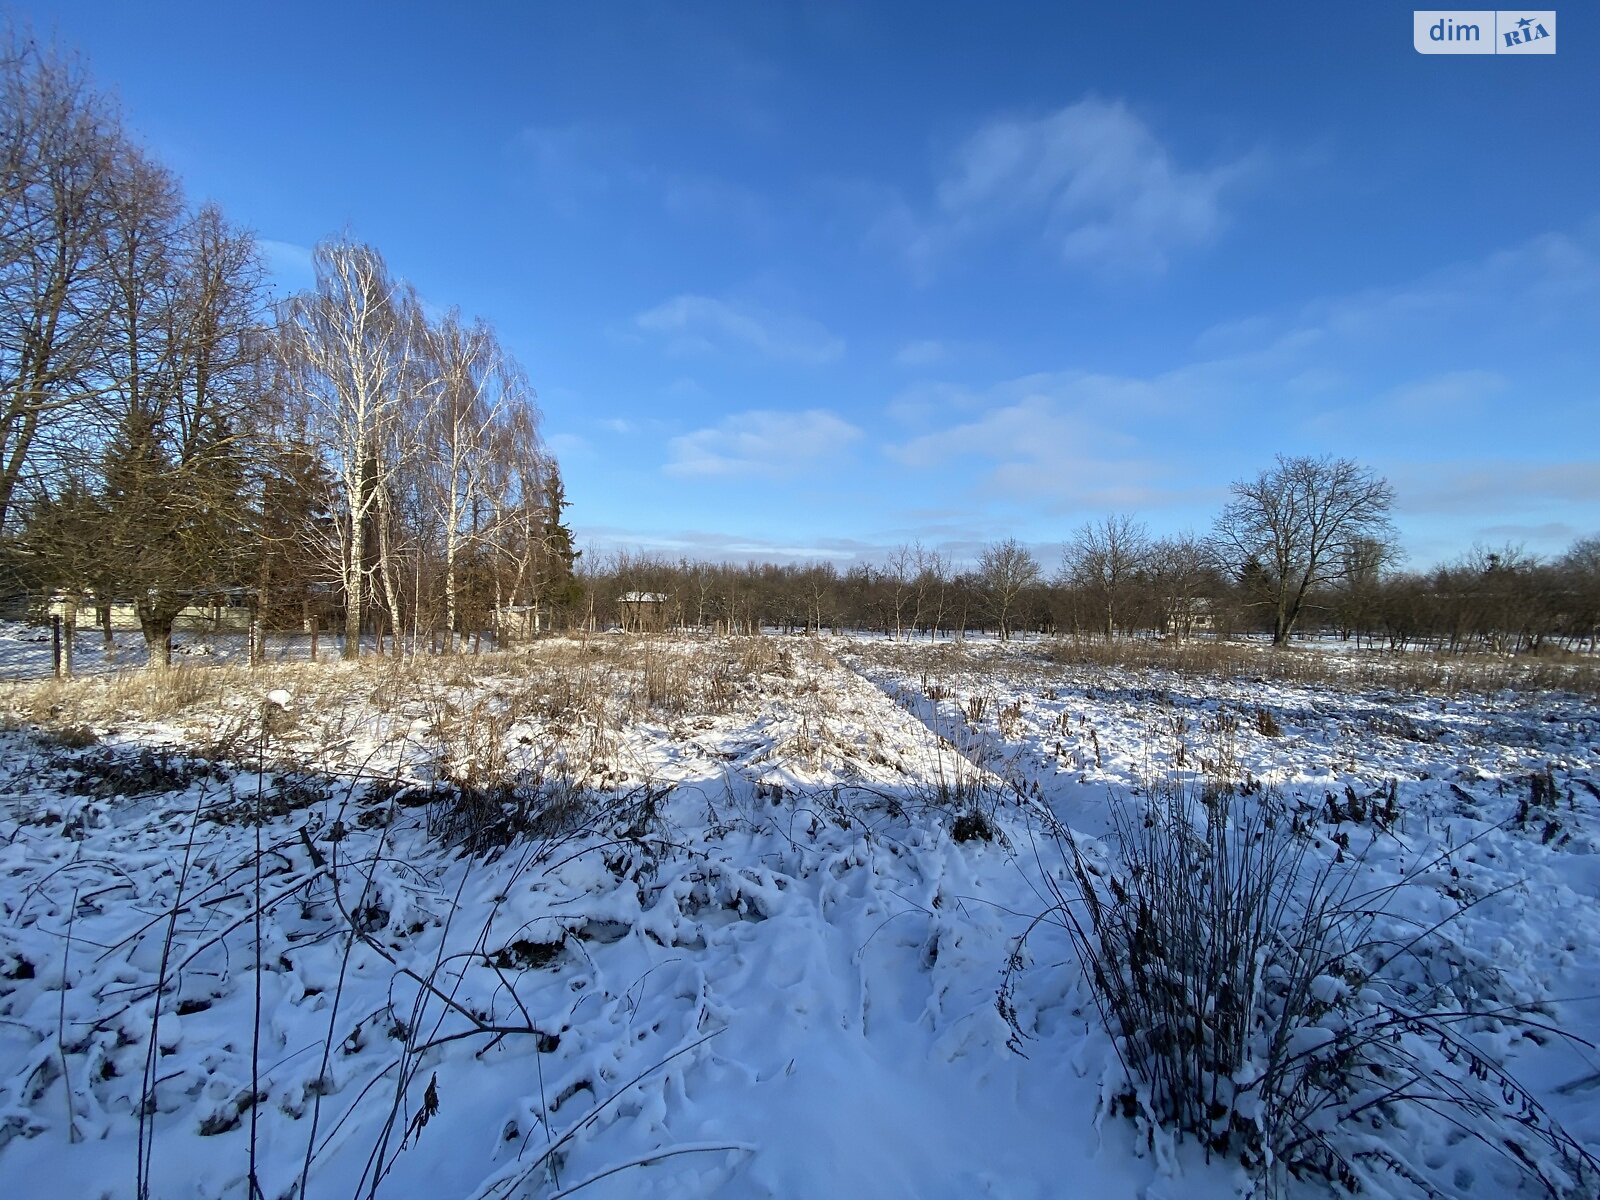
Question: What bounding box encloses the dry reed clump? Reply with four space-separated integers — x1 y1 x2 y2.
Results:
1253 706 1284 738
1022 775 1600 1198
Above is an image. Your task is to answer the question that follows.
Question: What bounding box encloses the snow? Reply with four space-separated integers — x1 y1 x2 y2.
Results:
0 623 496 680
0 633 1596 1198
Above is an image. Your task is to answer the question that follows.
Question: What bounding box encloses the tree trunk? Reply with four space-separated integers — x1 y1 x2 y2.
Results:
1272 608 1294 646
444 536 458 653
412 554 423 658
138 607 175 670
375 504 405 658
344 521 364 660
62 599 77 678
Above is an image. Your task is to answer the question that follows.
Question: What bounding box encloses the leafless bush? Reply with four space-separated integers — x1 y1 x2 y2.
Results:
733 634 791 678
1364 711 1439 743
426 692 519 788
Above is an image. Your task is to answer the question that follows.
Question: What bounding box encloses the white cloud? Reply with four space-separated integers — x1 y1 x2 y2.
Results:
883 373 1197 511
887 373 1157 467
258 239 315 294
1390 461 1600 514
664 377 709 400
879 221 1600 523
1474 521 1577 544
890 392 1084 470
1383 370 1506 416
881 97 1256 277
636 295 844 365
544 431 592 460
516 124 773 233
893 339 956 368
515 124 622 212
573 524 898 566
1294 220 1600 347
665 408 862 477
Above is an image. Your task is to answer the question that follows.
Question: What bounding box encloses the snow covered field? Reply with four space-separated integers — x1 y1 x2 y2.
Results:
0 621 488 681
1 634 1597 1199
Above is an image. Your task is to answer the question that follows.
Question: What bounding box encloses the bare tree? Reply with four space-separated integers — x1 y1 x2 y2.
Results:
914 544 949 640
1560 534 1600 652
283 239 417 659
977 537 1040 641
1146 533 1215 640
1213 454 1395 646
884 543 914 640
75 173 268 666
420 312 506 650
479 412 549 639
1328 534 1392 645
1064 513 1149 641
0 32 122 536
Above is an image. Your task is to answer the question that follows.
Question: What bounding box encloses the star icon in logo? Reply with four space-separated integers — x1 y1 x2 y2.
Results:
1517 16 1533 30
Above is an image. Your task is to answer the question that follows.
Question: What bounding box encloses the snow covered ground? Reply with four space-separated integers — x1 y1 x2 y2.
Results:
0 621 490 681
0 634 1596 1199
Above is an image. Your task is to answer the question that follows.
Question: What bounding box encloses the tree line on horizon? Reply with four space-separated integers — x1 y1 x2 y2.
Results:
575 490 1600 655
0 33 579 668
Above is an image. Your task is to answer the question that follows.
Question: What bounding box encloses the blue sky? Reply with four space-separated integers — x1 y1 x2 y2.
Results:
20 1 1600 568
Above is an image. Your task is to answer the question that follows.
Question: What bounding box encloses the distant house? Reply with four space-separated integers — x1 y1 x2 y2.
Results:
618 591 669 633
1164 597 1216 640
494 603 544 640
46 590 253 633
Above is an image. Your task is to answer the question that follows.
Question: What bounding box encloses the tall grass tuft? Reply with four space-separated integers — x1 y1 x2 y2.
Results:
1027 779 1600 1197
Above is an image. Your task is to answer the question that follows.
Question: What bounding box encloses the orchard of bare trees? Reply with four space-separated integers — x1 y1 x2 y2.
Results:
0 35 575 668
572 454 1597 655
569 532 1598 653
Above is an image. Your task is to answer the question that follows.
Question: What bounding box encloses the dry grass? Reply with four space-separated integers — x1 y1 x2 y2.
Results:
5 663 249 724
0 633 823 785
855 635 1600 698
1038 636 1600 697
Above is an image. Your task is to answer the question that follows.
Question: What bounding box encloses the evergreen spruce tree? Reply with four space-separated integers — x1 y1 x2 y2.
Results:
541 462 582 612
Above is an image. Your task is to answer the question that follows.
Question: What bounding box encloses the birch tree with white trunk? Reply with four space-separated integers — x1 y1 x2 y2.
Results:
282 239 416 659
